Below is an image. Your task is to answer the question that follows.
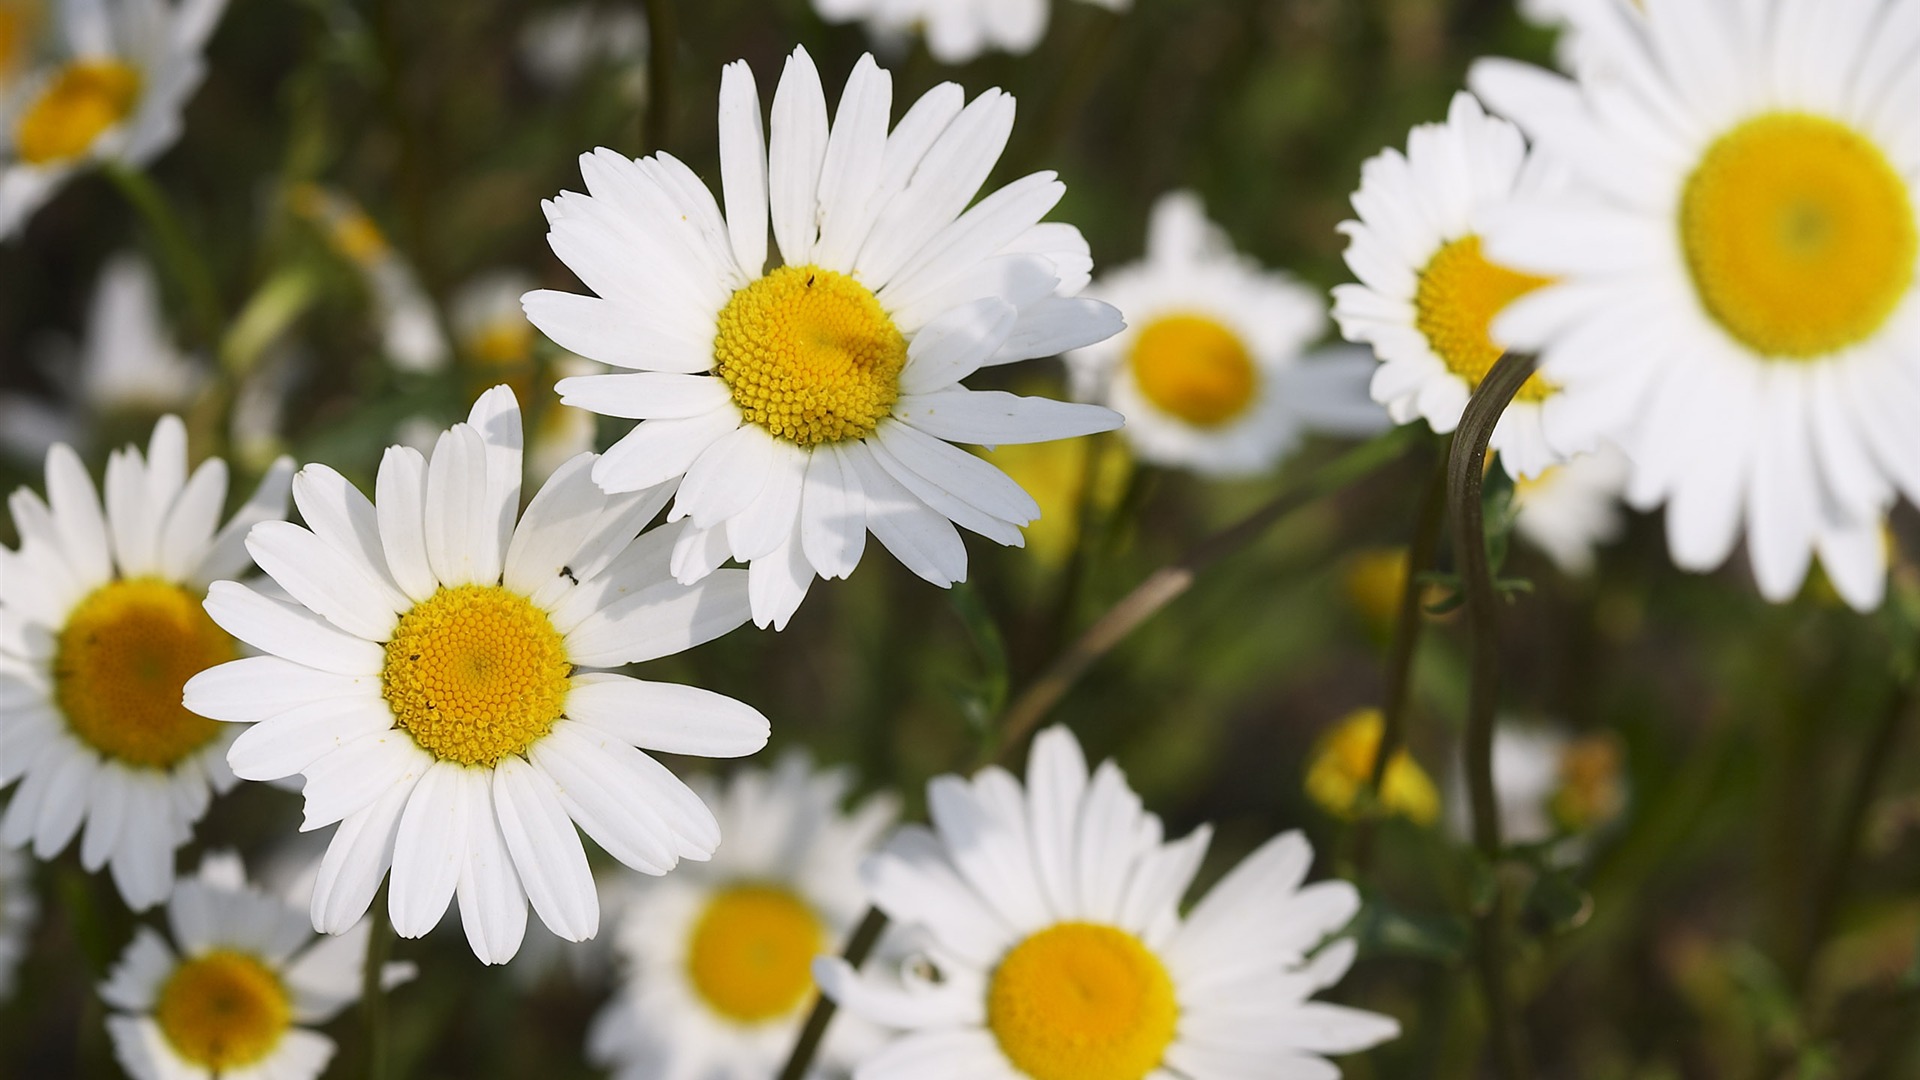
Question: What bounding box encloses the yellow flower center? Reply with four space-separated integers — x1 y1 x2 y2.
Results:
1127 314 1259 427
1681 112 1917 360
54 579 231 769
987 922 1179 1080
153 950 293 1071
14 59 141 165
1414 236 1555 404
713 264 908 446
382 585 572 767
684 883 826 1023
1304 707 1441 826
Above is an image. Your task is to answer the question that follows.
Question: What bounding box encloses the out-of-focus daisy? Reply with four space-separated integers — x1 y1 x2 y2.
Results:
589 753 898 1079
0 0 225 238
1471 0 1920 611
1069 191 1385 477
452 269 603 484
1510 444 1630 577
0 846 35 1001
1304 708 1441 826
818 725 1400 1079
183 387 769 964
814 0 1129 66
1446 723 1627 848
532 47 1124 630
291 183 450 374
1334 91 1565 479
0 417 292 909
0 251 206 463
517 2 647 91
99 853 368 1080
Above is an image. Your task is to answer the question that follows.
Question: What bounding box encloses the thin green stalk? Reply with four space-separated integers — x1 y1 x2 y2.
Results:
773 427 1419 1080
104 165 224 347
1446 351 1537 1080
362 894 393 1080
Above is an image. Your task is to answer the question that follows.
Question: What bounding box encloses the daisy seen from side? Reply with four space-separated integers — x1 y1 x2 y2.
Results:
529 46 1125 631
816 725 1401 1080
0 416 292 909
182 386 770 964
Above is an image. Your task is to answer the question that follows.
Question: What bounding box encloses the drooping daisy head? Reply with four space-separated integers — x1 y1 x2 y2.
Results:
589 752 899 1079
0 417 292 910
183 387 770 964
1510 443 1630 577
0 0 227 238
530 46 1124 631
0 845 35 1001
1470 0 1920 611
1303 708 1442 827
816 725 1401 1079
1069 191 1386 478
1334 91 1567 480
99 852 370 1080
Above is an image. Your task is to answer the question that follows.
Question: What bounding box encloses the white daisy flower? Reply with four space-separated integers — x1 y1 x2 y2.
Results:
816 725 1401 1080
0 0 227 238
98 853 368 1080
0 417 293 910
588 752 899 1080
1510 444 1630 577
182 386 770 964
0 251 206 464
1333 91 1567 480
530 46 1125 631
1068 191 1386 477
1470 0 1920 611
0 845 36 1001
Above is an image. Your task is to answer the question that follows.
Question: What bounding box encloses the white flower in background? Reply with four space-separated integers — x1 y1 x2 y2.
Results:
1334 91 1566 480
290 183 450 374
812 0 1128 65
817 725 1400 1079
98 853 368 1080
452 269 604 485
1446 723 1627 848
1510 444 1629 577
1470 0 1920 612
0 0 227 238
0 846 36 1001
517 2 647 90
0 252 206 463
183 387 770 964
589 753 898 1079
0 417 292 909
1069 191 1387 477
531 47 1124 631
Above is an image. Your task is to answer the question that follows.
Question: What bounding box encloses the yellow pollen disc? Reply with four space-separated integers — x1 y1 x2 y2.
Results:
1127 314 1260 427
987 922 1179 1080
382 585 572 767
1415 236 1555 404
15 59 141 165
684 884 826 1023
154 950 292 1071
713 264 908 446
1681 112 1917 360
54 579 231 768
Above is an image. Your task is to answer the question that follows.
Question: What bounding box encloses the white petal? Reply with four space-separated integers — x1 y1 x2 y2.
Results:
555 372 730 419
718 59 770 277
202 581 385 676
156 459 228 582
226 698 396 782
768 46 829 267
800 442 867 580
454 770 527 964
894 390 1122 446
247 521 404 641
493 755 598 942
387 759 471 939
565 671 770 757
375 446 438 604
561 569 754 667
194 457 295 587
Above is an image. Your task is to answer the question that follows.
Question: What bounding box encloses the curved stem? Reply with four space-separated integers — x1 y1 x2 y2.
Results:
774 427 1417 1080
1446 351 1536 1080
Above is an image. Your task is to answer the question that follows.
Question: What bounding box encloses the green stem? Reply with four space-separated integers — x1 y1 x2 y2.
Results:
362 894 392 1080
775 907 889 1080
103 165 224 347
1446 351 1536 1080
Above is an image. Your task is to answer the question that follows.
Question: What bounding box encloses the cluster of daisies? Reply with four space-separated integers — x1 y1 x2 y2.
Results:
3 0 1915 1076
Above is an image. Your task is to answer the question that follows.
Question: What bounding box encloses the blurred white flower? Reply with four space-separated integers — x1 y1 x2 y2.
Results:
291 183 450 374
517 2 646 90
814 0 1127 65
1510 445 1630 577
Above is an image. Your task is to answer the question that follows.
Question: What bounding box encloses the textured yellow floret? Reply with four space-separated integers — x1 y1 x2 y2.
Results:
15 60 140 165
1304 707 1440 826
54 578 230 768
154 950 292 1070
1681 112 1916 359
1127 313 1259 427
713 265 908 445
684 883 826 1023
987 922 1179 1080
382 585 572 767
1415 236 1555 404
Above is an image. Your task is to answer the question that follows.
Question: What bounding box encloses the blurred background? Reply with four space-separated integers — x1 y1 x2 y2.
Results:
4 0 1920 1077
